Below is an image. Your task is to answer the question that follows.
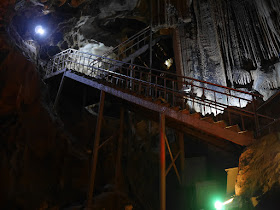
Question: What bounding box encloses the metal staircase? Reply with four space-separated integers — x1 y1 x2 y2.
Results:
42 27 278 210
101 26 158 63
44 48 275 146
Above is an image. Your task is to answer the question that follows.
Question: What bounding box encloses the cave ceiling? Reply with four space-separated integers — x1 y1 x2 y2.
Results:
1 0 280 102
2 0 148 64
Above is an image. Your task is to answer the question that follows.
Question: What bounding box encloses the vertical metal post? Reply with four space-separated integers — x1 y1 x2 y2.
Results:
157 0 160 25
53 71 66 111
115 107 124 210
82 86 87 116
155 76 158 98
130 59 134 90
178 132 184 186
253 96 260 137
164 79 167 99
149 8 153 96
87 90 106 209
160 112 166 210
115 107 124 189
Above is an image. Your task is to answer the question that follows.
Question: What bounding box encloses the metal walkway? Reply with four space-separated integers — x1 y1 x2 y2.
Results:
43 30 276 209
44 48 274 146
42 20 278 210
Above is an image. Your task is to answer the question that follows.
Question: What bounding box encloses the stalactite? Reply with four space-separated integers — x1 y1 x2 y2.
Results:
180 0 280 107
232 69 252 85
207 0 280 90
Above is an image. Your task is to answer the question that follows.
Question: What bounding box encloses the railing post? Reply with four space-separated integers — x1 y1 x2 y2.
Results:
253 96 260 137
160 112 166 210
202 88 205 115
172 81 175 106
164 78 167 100
115 107 124 189
149 26 153 97
155 76 158 98
214 92 217 117
139 72 143 94
179 132 184 186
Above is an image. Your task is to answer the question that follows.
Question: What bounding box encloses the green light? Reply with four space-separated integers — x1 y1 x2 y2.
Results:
214 200 223 210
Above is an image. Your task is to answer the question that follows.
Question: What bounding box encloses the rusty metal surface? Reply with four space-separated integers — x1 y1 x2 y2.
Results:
44 46 275 140
64 71 253 146
160 113 166 210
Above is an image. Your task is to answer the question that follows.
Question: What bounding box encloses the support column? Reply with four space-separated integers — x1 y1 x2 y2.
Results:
160 112 166 210
82 86 87 116
115 107 125 210
115 107 125 189
173 27 185 108
178 132 185 186
173 28 184 87
86 90 105 209
53 71 66 111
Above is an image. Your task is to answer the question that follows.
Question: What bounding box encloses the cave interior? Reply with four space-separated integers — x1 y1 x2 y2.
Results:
1 0 280 209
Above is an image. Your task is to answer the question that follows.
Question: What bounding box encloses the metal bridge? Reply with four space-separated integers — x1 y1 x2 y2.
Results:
43 26 275 210
45 48 273 144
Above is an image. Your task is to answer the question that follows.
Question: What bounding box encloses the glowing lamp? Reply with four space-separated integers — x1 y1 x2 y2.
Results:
214 201 223 210
214 198 234 210
35 25 45 35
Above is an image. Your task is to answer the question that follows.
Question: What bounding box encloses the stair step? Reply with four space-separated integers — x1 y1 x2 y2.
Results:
180 109 190 115
238 130 254 138
130 92 138 96
190 112 201 119
214 120 227 128
158 97 167 103
172 106 180 111
145 97 153 102
226 124 241 132
201 117 214 123
154 99 162 104
162 103 170 107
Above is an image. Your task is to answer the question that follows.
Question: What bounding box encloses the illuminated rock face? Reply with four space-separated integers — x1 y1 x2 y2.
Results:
178 0 280 103
235 133 280 208
5 0 280 104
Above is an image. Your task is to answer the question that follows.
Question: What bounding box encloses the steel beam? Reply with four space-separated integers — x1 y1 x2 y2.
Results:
53 70 66 111
165 135 181 184
178 132 184 186
115 107 124 189
65 72 254 146
160 112 166 210
86 90 105 209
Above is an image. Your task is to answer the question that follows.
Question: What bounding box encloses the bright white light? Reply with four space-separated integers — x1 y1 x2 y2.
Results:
214 201 223 210
215 198 234 210
35 25 45 35
164 58 173 69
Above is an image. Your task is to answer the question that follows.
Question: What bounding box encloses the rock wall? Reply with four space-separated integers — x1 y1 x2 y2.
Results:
179 0 280 103
235 132 280 208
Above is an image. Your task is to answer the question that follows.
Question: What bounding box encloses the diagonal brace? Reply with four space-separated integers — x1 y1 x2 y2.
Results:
164 135 181 184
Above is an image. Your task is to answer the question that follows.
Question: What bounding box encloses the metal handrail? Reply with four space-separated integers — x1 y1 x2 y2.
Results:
46 49 275 137
53 49 262 98
102 26 151 60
